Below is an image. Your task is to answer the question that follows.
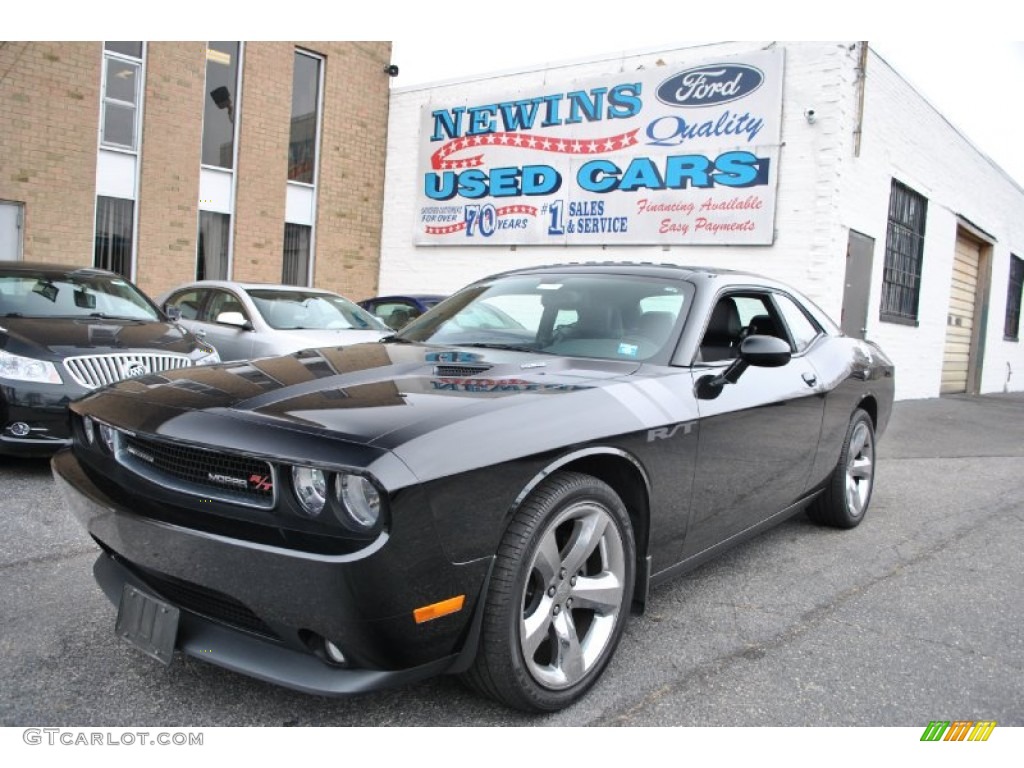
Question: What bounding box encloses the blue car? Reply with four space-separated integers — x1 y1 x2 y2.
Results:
359 294 445 329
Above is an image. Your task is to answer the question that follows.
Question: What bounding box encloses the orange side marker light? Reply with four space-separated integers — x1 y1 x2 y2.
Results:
413 595 465 624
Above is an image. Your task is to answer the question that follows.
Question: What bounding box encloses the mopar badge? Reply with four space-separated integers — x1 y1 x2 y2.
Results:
207 473 249 489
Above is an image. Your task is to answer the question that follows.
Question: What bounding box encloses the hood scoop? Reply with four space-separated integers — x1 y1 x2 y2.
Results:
433 363 493 377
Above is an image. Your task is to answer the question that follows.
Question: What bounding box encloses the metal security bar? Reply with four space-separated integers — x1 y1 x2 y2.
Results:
880 180 928 324
63 353 192 389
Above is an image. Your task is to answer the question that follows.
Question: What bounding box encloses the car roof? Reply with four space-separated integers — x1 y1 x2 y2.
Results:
0 261 121 280
169 280 343 294
366 294 446 302
480 261 790 290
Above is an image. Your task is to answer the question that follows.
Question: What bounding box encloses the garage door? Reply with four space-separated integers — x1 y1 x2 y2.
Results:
940 234 982 394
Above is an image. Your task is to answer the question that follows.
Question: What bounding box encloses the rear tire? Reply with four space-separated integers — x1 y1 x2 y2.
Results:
462 471 635 712
807 408 875 528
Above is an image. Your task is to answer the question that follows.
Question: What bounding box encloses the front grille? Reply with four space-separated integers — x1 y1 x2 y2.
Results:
64 353 192 389
434 364 492 377
128 561 279 640
117 433 276 510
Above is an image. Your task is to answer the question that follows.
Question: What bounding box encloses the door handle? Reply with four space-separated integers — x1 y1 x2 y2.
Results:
802 372 817 387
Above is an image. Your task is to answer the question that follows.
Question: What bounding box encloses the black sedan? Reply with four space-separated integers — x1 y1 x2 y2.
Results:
1 262 219 456
53 263 894 711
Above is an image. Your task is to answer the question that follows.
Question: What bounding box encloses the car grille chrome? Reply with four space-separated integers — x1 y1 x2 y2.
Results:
116 433 276 510
64 353 193 389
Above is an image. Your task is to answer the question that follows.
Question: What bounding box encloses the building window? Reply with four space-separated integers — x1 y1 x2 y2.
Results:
288 52 322 184
1006 255 1023 341
101 42 143 151
94 196 134 277
282 224 311 286
197 212 231 280
880 180 928 325
202 42 240 169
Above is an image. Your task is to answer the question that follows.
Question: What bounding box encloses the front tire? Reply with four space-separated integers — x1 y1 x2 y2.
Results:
463 471 635 712
807 408 876 528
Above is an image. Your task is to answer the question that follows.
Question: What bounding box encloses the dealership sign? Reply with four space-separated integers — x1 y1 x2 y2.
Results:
414 48 784 246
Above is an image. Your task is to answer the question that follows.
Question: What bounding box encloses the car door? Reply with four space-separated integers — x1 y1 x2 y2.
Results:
682 291 825 559
164 287 211 336
197 289 255 361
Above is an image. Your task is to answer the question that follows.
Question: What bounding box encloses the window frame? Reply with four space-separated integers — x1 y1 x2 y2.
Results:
100 43 144 152
880 179 928 326
1005 254 1023 342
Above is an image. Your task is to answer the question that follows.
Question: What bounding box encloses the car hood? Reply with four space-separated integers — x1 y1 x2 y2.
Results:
0 316 199 359
74 342 655 456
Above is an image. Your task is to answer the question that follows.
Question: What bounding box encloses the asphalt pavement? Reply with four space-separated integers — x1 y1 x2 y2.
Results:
1 392 1021 726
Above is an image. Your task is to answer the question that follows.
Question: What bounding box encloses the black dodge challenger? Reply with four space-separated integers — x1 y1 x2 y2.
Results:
54 263 894 712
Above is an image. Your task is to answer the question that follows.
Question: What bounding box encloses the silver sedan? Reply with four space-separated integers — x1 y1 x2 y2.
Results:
157 281 390 361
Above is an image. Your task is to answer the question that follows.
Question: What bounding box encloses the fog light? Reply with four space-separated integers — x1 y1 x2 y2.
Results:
9 422 31 437
83 417 96 445
324 639 346 665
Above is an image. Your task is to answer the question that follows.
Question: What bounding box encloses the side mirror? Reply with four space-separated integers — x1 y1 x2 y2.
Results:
216 311 251 330
165 305 182 322
696 335 792 399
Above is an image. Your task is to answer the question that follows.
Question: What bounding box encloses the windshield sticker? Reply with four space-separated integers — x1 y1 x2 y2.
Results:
618 342 640 357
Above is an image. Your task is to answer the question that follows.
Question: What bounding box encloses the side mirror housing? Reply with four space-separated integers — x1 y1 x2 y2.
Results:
696 335 792 399
165 305 182 322
216 311 252 330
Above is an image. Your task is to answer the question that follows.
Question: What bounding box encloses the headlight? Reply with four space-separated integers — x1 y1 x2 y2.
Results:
98 423 116 453
334 473 382 531
292 466 327 517
0 350 62 384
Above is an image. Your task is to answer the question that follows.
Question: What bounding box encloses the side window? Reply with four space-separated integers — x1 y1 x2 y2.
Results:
372 300 420 329
700 293 778 362
206 290 249 324
166 289 205 321
774 294 821 353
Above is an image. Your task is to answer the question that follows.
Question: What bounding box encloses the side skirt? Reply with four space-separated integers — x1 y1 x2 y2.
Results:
648 489 825 590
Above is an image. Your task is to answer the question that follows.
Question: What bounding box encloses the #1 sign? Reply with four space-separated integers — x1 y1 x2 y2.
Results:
415 48 784 246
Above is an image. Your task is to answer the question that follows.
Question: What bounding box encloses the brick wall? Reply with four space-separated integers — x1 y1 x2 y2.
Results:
232 42 292 284
308 41 391 302
136 42 206 297
0 41 100 266
381 41 1024 399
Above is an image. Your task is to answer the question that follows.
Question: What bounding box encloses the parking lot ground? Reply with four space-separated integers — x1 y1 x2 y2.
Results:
1 393 1021 726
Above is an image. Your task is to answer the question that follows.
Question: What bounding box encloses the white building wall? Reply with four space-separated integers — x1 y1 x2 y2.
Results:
839 49 1024 399
381 41 1024 400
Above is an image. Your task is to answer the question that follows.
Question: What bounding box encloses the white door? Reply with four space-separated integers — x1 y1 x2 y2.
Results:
0 202 24 260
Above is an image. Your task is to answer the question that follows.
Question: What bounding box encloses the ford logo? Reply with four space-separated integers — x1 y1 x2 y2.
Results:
657 64 764 108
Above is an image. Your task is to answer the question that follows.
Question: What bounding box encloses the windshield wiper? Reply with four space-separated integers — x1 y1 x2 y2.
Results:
380 334 415 343
458 342 543 354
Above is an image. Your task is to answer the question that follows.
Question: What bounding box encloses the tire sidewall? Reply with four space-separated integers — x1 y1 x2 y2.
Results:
502 475 636 711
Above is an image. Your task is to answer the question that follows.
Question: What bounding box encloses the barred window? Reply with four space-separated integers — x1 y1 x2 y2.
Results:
880 180 928 325
1006 255 1023 341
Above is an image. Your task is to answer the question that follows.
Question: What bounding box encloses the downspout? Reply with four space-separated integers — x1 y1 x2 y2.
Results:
853 41 868 157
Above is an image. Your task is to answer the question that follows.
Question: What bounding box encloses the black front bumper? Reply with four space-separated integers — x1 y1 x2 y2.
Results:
0 379 81 456
53 449 492 696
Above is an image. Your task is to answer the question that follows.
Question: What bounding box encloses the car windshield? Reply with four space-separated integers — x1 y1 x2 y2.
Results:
397 273 692 362
0 272 160 321
247 289 388 331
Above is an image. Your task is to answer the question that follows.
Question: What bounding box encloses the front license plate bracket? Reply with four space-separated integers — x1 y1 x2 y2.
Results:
115 584 180 666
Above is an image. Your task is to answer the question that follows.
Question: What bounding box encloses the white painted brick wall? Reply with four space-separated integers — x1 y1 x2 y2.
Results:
840 49 1024 399
381 41 1024 400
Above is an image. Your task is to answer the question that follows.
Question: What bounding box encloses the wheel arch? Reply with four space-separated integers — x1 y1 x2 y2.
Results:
856 394 878 428
508 447 652 612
